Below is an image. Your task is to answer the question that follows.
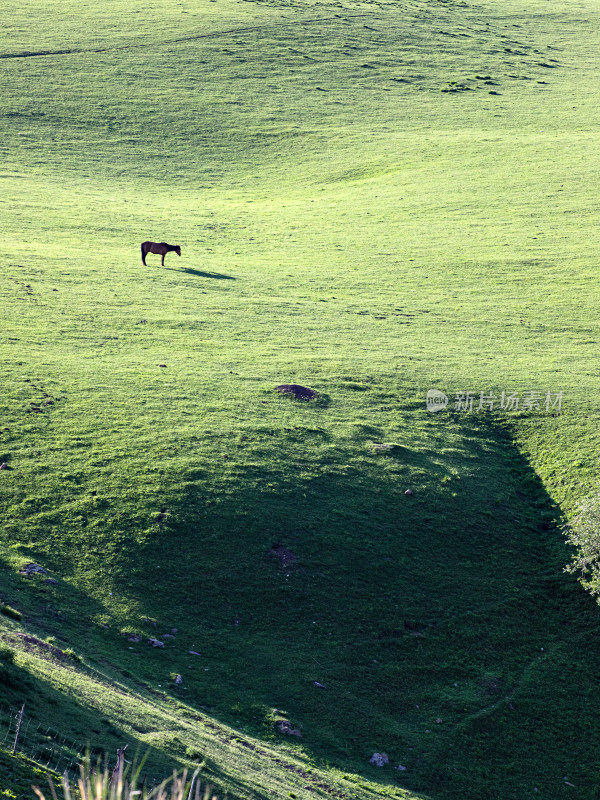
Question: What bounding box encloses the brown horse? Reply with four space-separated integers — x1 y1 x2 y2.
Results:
141 241 181 266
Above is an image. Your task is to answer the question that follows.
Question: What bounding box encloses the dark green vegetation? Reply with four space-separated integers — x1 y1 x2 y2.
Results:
1 0 600 798
564 490 600 600
0 752 58 800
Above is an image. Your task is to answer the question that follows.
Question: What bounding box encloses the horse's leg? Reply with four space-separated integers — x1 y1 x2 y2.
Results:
161 253 165 266
141 244 146 265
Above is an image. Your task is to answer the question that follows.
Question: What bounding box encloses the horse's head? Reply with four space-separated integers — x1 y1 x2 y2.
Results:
175 245 181 256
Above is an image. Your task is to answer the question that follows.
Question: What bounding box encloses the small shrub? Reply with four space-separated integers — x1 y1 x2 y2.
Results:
0 604 22 621
0 645 18 687
63 647 82 662
0 645 15 664
565 491 600 597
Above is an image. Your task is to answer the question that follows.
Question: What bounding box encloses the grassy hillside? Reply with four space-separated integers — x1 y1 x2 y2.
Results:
1 0 600 798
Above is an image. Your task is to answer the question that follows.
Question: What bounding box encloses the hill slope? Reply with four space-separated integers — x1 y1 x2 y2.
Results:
1 0 600 798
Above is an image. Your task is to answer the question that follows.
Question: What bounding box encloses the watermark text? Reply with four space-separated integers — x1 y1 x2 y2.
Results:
426 389 563 413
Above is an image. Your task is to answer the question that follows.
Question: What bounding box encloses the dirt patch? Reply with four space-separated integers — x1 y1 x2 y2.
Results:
269 543 297 568
275 384 318 401
14 633 68 660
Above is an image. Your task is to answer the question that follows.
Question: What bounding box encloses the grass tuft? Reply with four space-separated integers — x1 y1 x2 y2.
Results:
33 764 217 800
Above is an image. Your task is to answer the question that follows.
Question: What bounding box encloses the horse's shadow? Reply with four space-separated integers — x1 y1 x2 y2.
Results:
167 267 236 280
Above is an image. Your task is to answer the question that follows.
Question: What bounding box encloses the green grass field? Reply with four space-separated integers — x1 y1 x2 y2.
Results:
2 0 600 798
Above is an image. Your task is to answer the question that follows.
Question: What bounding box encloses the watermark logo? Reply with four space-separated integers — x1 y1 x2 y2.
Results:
426 389 449 413
426 389 563 413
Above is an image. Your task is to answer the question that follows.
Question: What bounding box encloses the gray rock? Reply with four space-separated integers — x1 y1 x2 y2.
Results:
20 563 48 576
369 753 389 767
127 634 142 643
372 443 393 452
148 638 164 648
174 674 184 685
274 719 302 737
44 578 59 585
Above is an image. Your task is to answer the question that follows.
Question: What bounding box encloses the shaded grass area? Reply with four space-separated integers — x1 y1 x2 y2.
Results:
2 408 600 799
0 749 60 798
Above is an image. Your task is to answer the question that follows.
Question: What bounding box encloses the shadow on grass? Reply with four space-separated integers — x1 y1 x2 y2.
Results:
167 267 236 280
0 564 276 799
5 409 600 800
0 656 169 789
120 411 600 800
0 624 263 800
